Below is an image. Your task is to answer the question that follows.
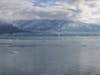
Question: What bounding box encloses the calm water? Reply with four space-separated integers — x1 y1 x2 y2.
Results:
0 36 100 75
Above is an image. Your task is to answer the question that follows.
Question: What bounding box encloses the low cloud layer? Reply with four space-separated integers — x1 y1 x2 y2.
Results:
0 0 100 24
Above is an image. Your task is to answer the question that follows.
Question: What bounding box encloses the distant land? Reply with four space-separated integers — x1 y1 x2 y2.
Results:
0 21 28 34
0 20 100 36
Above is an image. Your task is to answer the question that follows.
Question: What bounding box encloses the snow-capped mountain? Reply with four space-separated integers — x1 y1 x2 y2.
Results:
14 20 100 35
0 20 100 35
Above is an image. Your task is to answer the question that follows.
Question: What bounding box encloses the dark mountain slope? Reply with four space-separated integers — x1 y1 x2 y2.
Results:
0 22 27 34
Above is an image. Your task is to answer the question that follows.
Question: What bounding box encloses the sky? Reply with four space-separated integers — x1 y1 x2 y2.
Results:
0 0 100 24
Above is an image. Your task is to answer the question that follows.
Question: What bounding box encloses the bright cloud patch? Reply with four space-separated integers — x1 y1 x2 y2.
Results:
92 8 100 18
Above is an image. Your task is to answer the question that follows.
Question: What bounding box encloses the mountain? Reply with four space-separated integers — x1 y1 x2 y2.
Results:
0 22 27 34
14 20 100 35
0 20 99 35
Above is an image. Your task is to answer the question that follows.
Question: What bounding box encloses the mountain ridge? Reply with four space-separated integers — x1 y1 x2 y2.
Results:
0 20 100 35
14 19 100 34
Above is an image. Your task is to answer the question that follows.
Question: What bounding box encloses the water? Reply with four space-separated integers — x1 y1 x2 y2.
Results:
0 36 100 75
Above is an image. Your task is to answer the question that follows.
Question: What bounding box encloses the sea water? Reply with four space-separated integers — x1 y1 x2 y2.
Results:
0 36 100 75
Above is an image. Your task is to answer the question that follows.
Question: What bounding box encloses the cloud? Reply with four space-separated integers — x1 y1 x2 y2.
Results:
0 0 40 21
0 0 77 21
0 0 99 24
77 0 100 23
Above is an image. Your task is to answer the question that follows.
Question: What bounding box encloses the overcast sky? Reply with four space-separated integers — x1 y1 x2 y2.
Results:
0 0 100 24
